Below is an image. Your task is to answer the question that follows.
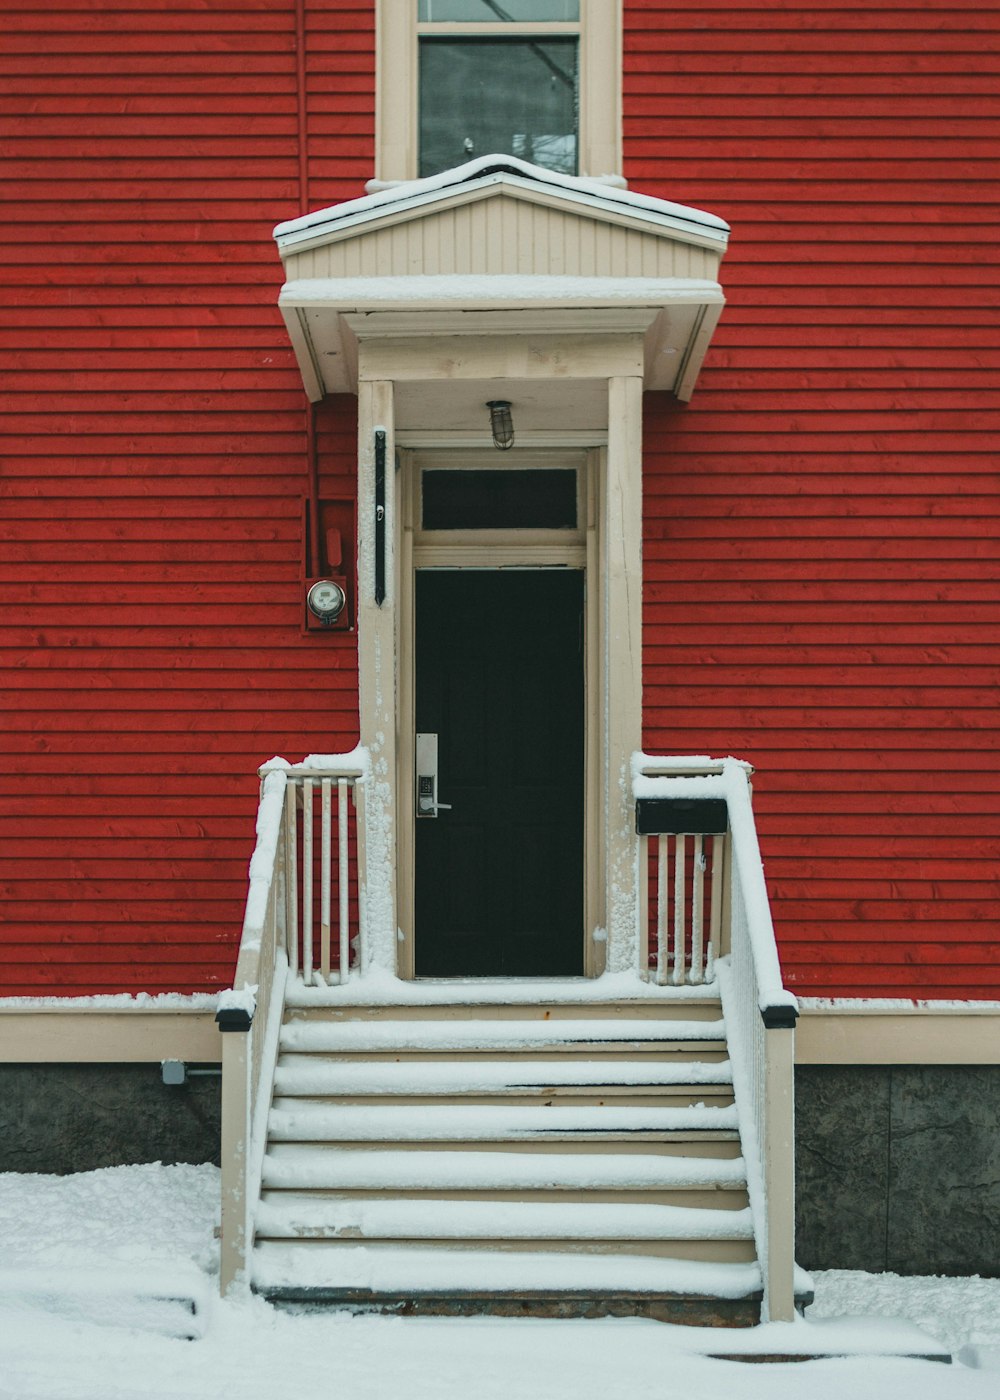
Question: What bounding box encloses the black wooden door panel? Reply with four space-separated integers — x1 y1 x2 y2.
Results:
414 569 584 977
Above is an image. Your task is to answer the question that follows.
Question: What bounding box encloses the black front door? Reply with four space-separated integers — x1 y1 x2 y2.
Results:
414 569 584 977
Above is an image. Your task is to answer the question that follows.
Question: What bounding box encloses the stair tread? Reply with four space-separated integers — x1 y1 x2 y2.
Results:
273 1057 732 1096
283 981 722 1012
251 1242 762 1299
254 1196 754 1241
268 1102 740 1141
279 1018 726 1053
261 1147 747 1191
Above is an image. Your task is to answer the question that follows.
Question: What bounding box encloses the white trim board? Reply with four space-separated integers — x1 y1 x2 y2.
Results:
0 1007 220 1064
796 1006 1000 1066
1 1001 998 1067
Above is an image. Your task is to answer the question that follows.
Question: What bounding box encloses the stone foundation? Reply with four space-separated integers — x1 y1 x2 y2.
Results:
795 1065 1000 1276
0 1063 220 1174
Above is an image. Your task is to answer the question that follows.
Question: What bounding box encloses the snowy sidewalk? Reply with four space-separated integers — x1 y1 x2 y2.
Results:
1 1162 998 1400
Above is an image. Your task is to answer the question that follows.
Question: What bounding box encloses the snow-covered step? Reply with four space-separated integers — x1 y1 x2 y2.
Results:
283 981 723 1012
252 994 757 1318
272 1056 733 1098
260 1146 748 1193
254 1196 755 1243
251 1241 763 1301
267 1101 740 1143
278 1017 727 1054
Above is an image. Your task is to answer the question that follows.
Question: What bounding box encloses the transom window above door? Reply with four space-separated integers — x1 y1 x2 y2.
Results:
418 2 580 177
408 454 589 552
421 467 579 530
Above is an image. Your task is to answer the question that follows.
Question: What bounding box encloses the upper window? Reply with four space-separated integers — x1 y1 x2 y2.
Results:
376 2 620 184
418 3 579 177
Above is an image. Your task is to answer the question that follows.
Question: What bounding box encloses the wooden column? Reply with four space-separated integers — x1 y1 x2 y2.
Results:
356 375 398 975
603 374 644 974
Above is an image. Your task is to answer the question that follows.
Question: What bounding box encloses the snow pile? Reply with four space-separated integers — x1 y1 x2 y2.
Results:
0 1164 998 1397
0 1263 209 1341
216 984 257 1018
810 1269 1000 1361
0 1163 219 1343
0 991 219 1011
0 1162 219 1274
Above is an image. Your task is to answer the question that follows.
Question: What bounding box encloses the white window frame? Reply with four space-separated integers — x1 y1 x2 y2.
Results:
375 0 622 183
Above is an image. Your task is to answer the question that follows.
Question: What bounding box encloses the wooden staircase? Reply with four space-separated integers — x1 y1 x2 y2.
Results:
249 990 765 1323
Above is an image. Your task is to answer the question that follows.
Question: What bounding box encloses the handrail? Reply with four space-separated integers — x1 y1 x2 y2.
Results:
216 766 290 1294
216 749 368 1295
633 754 799 1323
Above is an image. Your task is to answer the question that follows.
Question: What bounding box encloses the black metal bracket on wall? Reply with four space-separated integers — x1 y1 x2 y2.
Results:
374 428 386 606
634 797 729 836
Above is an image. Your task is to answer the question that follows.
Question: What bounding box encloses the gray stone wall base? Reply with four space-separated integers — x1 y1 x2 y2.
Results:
0 1064 220 1175
795 1065 1000 1276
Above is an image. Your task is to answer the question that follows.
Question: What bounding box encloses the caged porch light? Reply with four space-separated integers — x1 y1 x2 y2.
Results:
486 399 514 450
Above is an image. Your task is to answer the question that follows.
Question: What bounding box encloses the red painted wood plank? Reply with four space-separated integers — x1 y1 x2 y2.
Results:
4 0 998 1000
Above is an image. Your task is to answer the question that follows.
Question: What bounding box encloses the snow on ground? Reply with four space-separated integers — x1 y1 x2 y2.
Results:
0 1162 998 1400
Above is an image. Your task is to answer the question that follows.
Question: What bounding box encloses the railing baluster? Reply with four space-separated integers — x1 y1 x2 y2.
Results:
691 832 704 982
338 777 350 983
302 779 313 984
320 778 332 982
672 832 686 984
655 836 669 985
285 780 298 978
709 832 724 973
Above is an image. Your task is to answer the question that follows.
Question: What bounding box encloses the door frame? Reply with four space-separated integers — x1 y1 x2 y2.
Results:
355 357 645 984
396 447 602 979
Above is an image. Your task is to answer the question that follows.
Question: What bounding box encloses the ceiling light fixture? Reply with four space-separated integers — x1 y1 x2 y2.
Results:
486 400 514 451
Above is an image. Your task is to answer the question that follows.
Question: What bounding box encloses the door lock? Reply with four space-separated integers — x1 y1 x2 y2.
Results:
416 733 452 818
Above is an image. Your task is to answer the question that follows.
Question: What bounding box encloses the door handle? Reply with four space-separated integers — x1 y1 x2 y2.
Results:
418 783 452 816
416 732 452 819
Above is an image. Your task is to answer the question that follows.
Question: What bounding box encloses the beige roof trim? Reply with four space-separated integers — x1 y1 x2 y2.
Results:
278 280 725 401
277 174 729 259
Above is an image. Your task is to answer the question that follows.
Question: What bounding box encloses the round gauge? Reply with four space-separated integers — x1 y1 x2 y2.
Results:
306 579 347 622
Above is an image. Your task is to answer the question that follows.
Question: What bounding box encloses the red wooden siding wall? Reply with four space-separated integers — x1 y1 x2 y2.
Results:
628 0 1000 996
2 1 997 1001
0 2 374 994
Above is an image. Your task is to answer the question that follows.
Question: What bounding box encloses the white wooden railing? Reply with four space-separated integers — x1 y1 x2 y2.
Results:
633 755 799 1323
216 751 367 1294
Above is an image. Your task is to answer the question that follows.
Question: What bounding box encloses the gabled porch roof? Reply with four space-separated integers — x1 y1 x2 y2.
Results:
273 155 729 405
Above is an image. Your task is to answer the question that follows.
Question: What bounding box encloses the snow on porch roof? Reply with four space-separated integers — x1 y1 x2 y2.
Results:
273 153 730 255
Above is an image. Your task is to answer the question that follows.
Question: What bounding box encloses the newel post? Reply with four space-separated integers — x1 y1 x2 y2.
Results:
762 1014 797 1322
217 1009 253 1295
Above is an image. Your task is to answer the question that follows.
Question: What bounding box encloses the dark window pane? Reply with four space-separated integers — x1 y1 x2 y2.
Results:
419 38 577 176
419 1 579 19
422 470 577 530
